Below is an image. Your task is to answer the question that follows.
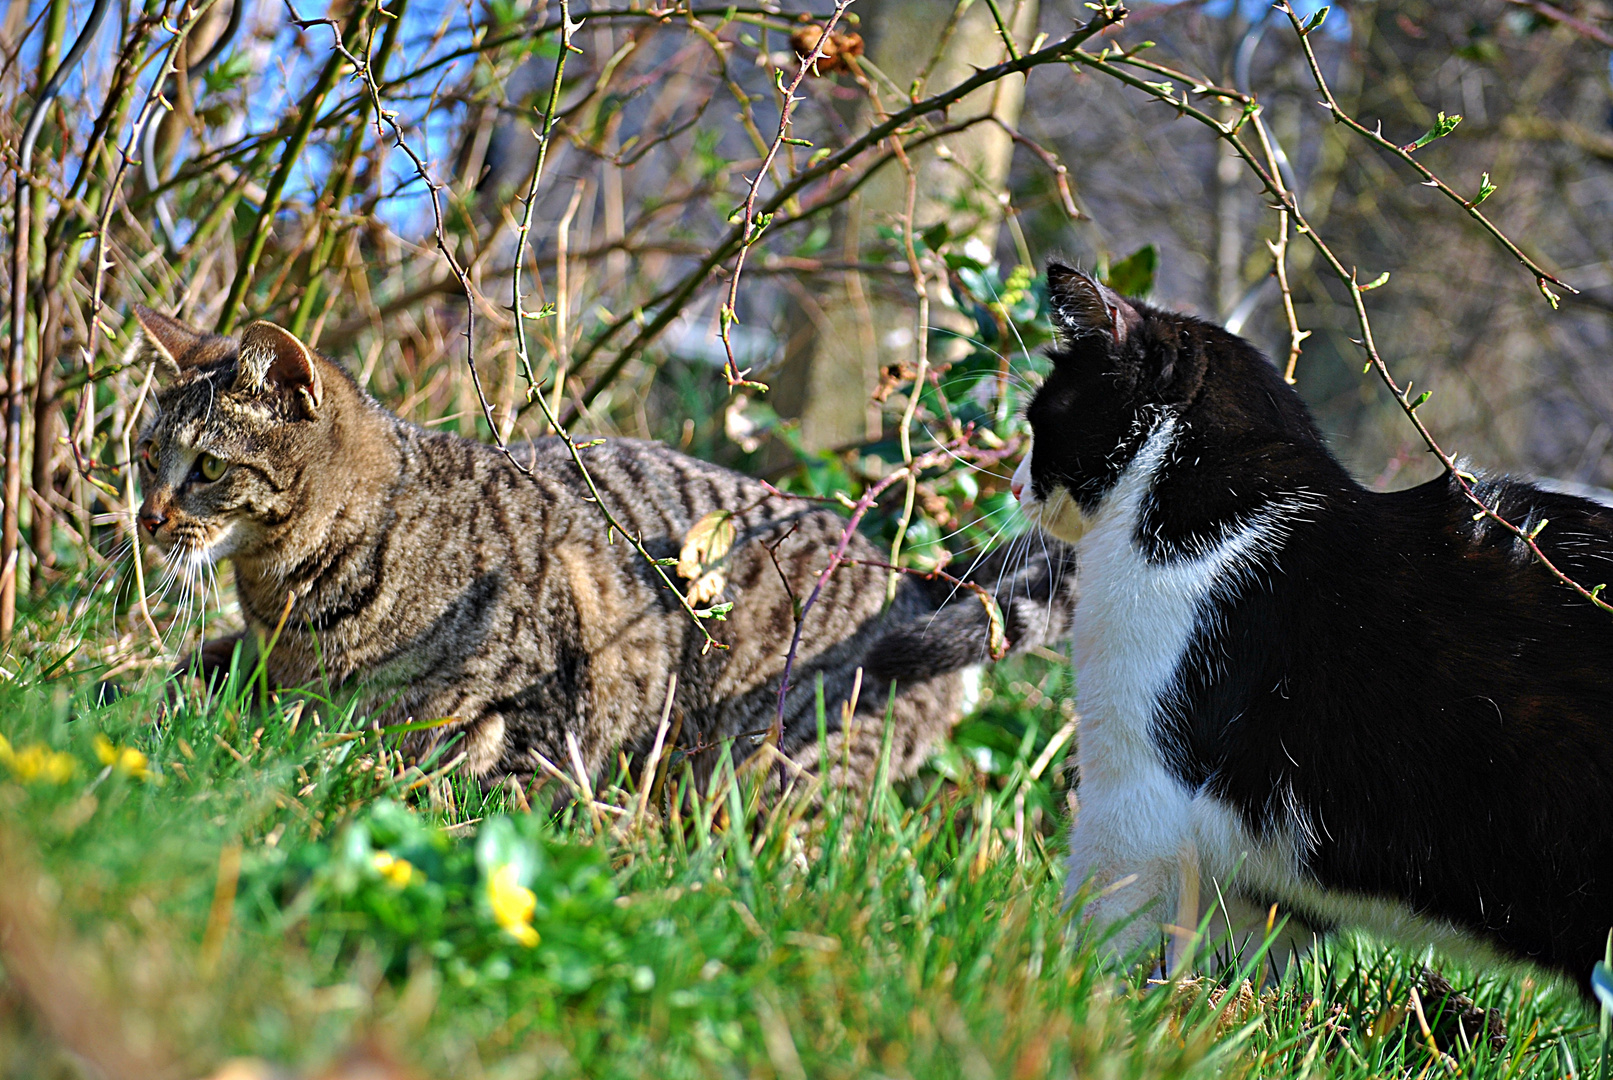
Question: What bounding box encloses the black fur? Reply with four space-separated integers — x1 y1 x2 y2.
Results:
867 534 1078 684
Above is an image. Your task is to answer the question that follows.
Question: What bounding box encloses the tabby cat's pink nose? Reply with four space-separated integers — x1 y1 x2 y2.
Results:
1010 478 1024 500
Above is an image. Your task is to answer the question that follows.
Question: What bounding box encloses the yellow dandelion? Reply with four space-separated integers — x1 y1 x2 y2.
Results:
369 850 417 888
93 735 151 780
7 742 76 784
487 863 539 947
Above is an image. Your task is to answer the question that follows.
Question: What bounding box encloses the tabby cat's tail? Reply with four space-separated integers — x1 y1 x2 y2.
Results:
866 531 1077 683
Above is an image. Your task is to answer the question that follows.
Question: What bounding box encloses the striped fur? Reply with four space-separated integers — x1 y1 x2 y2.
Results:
130 308 1072 789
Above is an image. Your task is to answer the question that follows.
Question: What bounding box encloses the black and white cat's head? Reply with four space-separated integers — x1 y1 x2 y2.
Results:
1011 262 1210 542
1011 260 1327 547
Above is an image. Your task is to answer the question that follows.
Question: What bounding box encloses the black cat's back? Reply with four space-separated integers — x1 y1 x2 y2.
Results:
1184 470 1613 975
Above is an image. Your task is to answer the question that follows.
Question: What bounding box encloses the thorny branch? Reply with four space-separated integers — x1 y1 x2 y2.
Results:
1282 3 1575 307
770 438 1020 742
1066 1 1610 614
295 0 729 652
714 0 855 390
554 6 1127 425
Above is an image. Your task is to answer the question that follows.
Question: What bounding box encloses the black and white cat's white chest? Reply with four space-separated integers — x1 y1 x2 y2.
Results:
1022 415 1360 952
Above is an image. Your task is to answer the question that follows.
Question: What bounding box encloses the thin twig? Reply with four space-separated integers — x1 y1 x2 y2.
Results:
1502 0 1613 50
558 7 1128 423
715 0 854 389
1279 1 1573 305
3 0 114 643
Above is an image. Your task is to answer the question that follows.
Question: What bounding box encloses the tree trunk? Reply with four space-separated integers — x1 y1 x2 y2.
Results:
769 0 1039 458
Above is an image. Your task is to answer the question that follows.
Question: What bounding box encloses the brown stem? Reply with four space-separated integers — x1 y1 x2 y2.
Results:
3 0 112 643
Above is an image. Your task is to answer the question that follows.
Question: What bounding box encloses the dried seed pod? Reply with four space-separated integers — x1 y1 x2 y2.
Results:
790 25 864 75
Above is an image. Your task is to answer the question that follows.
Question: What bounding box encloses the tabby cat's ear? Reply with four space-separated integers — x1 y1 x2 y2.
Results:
236 321 325 414
129 305 215 376
1046 261 1142 349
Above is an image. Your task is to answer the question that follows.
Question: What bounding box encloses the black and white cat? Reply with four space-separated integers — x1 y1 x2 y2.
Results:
1013 261 1613 989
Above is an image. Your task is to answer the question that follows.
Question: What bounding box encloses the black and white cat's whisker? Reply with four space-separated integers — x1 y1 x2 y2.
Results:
930 363 1043 396
928 507 1015 551
917 424 1020 482
972 272 1044 382
915 522 1013 639
950 516 1016 596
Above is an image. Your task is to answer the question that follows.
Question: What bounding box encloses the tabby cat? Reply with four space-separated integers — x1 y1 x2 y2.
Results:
1014 261 1613 989
130 307 1072 789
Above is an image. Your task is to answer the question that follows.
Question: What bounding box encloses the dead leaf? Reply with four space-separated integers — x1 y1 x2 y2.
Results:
790 25 864 75
678 511 736 580
685 569 727 607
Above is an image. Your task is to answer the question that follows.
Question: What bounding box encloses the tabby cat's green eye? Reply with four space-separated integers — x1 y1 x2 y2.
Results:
198 453 227 482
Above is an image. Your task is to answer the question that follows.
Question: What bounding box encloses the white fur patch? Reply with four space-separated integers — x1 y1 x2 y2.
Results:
957 664 984 716
1023 419 1461 962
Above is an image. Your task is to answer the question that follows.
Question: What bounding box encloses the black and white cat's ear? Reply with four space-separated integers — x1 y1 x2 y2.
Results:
236 320 325 413
1045 261 1142 348
128 305 214 376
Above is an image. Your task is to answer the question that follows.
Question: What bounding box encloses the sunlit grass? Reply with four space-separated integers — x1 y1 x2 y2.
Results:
0 613 1598 1078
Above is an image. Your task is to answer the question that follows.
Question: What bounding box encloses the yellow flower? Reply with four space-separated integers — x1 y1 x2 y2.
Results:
6 740 76 784
93 735 151 780
369 850 417 888
487 863 539 947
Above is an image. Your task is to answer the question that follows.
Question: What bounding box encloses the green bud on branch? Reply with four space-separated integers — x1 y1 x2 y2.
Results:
1402 111 1462 153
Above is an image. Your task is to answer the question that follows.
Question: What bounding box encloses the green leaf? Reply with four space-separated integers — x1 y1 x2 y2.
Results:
1473 172 1497 206
1300 6 1330 34
1101 244 1157 298
1405 111 1462 153
202 51 252 96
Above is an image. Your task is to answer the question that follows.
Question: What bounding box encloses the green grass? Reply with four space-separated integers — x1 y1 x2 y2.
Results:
0 616 1600 1078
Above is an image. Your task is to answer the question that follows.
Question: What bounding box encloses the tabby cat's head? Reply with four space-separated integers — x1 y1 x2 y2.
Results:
1011 261 1234 543
130 307 355 567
